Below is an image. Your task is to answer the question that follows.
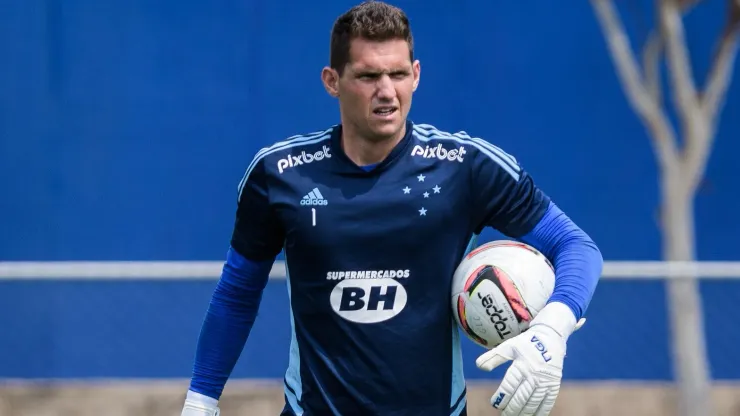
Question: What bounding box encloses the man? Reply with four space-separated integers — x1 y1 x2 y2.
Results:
182 2 603 415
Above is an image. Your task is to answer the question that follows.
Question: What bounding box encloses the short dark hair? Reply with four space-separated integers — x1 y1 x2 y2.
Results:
329 1 414 75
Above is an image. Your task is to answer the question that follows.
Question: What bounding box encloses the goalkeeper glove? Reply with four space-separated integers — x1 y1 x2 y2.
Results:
181 390 220 416
475 301 585 416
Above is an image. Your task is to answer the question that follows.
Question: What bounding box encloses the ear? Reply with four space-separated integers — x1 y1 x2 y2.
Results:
412 60 421 92
321 67 340 97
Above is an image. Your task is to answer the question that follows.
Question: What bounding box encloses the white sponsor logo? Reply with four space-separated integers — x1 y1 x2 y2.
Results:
411 144 466 162
330 278 408 324
277 145 332 173
301 187 327 206
326 269 410 280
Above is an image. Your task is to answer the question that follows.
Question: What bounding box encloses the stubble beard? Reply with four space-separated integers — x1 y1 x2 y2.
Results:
362 116 406 144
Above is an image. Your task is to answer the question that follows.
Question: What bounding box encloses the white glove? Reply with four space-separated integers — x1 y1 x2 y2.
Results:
475 302 585 416
182 390 221 416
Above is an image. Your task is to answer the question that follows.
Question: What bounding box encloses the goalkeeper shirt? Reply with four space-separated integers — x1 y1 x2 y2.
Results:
189 120 602 416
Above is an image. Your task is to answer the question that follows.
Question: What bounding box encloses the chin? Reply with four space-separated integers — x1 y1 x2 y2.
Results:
368 120 405 141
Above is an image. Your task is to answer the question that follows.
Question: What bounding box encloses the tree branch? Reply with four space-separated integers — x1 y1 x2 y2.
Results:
660 0 702 124
643 30 664 106
676 0 703 14
686 2 740 191
591 0 680 168
643 0 703 116
702 1 740 122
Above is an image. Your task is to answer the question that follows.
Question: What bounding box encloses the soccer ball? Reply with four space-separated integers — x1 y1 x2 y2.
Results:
451 240 555 349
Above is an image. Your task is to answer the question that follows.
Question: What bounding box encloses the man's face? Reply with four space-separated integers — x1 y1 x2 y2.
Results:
327 38 420 142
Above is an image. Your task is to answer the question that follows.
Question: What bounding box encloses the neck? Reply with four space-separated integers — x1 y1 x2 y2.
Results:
340 122 407 166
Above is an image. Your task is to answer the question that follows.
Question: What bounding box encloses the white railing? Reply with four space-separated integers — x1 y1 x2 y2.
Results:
1 261 740 279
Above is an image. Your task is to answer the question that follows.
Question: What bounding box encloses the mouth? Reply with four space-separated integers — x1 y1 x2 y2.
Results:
372 106 398 118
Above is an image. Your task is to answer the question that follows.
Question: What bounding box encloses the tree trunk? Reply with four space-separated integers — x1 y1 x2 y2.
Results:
661 171 715 416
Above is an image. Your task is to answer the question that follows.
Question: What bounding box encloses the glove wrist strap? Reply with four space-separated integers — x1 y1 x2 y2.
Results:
186 390 219 407
530 301 578 341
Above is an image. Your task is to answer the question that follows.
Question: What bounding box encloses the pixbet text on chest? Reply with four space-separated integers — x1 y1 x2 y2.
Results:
410 143 466 162
277 145 332 173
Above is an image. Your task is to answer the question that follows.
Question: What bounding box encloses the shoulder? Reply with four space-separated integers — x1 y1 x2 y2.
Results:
240 125 336 178
236 125 335 199
410 122 522 180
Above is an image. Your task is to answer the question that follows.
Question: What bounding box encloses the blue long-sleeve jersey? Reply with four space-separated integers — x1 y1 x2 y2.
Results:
189 120 603 416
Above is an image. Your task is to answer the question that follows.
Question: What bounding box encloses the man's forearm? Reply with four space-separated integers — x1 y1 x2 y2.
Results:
189 248 273 399
520 202 603 321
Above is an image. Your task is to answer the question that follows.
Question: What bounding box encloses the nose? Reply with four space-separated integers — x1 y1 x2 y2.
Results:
375 75 396 100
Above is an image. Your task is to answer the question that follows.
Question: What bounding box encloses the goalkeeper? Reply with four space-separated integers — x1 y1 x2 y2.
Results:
182 2 603 415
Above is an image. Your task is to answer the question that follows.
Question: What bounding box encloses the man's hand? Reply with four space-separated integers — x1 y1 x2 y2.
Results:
475 302 584 416
182 390 220 416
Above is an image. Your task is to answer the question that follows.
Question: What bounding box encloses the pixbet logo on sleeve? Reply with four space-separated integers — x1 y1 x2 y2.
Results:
277 145 332 173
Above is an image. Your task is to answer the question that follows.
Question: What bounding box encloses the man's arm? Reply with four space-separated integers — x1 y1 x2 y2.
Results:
519 202 602 322
183 158 285 415
469 144 602 322
188 249 274 399
469 140 602 416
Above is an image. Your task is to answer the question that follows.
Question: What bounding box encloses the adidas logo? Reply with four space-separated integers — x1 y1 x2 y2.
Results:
300 187 328 206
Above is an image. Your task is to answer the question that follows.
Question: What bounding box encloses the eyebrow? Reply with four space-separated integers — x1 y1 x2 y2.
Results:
354 67 411 76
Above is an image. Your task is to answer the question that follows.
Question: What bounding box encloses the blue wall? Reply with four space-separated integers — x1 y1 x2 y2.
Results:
1 0 738 380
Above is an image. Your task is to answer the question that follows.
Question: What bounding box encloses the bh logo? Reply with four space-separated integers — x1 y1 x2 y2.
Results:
330 279 408 324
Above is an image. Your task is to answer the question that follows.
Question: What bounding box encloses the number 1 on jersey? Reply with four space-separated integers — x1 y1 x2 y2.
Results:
311 208 317 226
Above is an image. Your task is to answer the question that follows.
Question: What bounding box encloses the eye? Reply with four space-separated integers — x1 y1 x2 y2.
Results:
359 73 380 80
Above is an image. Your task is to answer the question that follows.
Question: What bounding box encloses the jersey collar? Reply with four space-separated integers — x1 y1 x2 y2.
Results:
330 119 415 175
